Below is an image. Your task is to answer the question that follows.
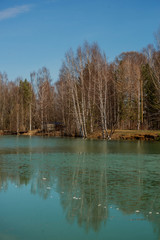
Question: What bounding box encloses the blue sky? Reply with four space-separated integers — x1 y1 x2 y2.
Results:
0 0 160 82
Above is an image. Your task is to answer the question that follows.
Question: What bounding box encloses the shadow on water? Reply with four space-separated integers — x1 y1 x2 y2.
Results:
0 136 160 235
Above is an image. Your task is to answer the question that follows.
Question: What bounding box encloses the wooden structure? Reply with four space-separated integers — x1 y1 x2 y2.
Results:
43 122 64 132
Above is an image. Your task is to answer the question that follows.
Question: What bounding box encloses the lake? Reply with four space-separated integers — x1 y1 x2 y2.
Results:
0 136 160 240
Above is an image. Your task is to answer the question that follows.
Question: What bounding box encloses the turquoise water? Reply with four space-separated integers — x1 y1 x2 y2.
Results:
0 136 160 240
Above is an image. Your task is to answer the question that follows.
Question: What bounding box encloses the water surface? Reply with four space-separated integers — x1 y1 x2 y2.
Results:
0 136 160 240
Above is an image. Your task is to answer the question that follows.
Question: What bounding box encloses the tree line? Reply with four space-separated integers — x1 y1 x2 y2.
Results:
0 33 160 138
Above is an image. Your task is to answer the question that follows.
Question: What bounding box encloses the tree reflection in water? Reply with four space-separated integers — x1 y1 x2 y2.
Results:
0 149 160 234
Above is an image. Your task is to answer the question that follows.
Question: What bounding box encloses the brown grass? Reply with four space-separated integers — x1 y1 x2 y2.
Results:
88 130 160 140
2 128 160 141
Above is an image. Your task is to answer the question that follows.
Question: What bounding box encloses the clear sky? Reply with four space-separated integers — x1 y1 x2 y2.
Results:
0 0 160 82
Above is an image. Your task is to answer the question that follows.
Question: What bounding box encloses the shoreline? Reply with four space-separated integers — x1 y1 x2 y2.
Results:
1 130 160 141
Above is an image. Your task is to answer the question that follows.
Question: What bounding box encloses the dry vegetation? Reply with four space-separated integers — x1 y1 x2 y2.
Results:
87 130 160 140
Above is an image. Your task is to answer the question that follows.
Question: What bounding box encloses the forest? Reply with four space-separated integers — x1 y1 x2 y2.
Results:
0 34 160 139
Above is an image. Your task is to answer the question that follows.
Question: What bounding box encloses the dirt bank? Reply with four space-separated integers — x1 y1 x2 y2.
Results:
1 129 160 141
88 130 160 141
